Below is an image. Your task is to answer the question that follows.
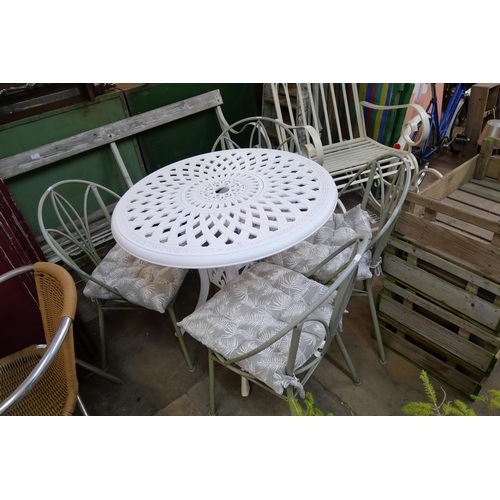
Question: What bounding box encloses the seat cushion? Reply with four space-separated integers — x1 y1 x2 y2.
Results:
179 262 335 396
265 204 373 282
83 244 187 314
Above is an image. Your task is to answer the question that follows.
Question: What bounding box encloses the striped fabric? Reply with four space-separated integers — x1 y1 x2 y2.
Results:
357 83 415 147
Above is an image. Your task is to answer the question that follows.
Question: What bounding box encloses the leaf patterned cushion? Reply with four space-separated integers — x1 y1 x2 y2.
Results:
179 262 336 396
265 204 373 282
83 244 187 314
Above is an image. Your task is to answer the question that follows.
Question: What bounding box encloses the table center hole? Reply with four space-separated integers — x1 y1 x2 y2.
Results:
216 186 230 194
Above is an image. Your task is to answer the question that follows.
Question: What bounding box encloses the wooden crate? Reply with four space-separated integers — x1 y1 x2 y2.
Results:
378 237 500 397
395 140 500 283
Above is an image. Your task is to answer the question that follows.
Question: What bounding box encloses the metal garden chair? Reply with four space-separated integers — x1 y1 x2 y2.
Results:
265 83 428 193
179 236 369 415
211 115 316 155
0 262 85 416
265 153 412 365
37 179 195 372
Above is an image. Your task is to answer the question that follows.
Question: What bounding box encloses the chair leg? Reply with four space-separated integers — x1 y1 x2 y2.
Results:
76 395 89 416
335 333 362 386
286 386 297 416
208 350 217 416
168 305 196 372
97 301 107 371
75 358 123 384
365 278 387 364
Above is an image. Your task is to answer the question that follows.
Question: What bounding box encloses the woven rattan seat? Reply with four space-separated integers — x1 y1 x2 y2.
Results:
0 262 79 416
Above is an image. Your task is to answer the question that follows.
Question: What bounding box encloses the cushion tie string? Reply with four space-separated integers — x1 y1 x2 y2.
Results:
280 374 305 399
370 257 383 277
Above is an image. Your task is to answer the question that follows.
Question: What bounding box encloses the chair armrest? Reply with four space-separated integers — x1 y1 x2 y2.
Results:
359 101 430 150
0 264 72 416
0 317 72 415
221 237 369 366
289 124 325 165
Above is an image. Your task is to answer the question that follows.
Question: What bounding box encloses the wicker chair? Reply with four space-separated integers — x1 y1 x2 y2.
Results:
0 262 85 416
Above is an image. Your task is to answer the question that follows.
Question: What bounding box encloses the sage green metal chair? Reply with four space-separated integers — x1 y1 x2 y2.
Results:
265 153 412 364
211 115 320 156
179 236 369 415
37 179 195 372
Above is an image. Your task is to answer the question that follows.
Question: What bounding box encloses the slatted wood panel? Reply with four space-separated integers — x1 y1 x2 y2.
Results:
396 151 500 282
378 237 500 397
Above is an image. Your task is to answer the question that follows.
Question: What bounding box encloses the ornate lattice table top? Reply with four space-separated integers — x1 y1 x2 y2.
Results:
111 149 337 268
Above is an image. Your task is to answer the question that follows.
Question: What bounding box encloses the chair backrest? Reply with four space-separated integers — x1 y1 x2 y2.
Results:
0 262 78 416
225 236 369 384
267 83 367 149
338 153 412 264
284 236 369 386
37 179 121 292
211 115 301 154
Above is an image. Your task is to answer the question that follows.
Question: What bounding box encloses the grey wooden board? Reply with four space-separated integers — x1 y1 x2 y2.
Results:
0 90 223 180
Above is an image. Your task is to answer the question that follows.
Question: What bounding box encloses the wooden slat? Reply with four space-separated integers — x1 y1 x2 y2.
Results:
379 323 479 397
469 176 500 192
413 155 477 200
460 181 500 204
447 189 500 217
404 191 500 233
486 156 500 179
379 294 493 372
387 236 500 296
395 212 500 281
383 279 500 347
0 90 224 180
383 253 500 332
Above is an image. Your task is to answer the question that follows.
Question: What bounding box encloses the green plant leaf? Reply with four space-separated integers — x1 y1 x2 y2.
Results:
420 370 438 406
401 402 435 416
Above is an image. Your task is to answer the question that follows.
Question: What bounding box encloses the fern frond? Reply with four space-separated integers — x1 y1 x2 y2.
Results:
443 400 476 416
487 390 500 410
289 398 304 416
401 402 435 416
288 392 333 416
420 370 438 406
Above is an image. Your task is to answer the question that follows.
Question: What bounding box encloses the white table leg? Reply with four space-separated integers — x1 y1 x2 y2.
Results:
196 268 211 309
241 377 250 397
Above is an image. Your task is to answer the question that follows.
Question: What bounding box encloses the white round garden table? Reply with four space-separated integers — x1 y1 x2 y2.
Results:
111 148 338 394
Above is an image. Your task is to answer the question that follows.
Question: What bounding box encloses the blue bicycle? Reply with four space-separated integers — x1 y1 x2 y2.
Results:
411 83 470 167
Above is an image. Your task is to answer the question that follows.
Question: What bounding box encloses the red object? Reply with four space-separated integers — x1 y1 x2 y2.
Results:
0 180 47 358
394 143 401 149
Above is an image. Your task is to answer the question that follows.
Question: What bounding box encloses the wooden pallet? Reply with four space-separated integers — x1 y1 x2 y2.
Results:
378 237 500 397
396 142 500 283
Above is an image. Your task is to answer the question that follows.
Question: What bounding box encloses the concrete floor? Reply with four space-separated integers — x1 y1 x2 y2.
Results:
75 150 500 416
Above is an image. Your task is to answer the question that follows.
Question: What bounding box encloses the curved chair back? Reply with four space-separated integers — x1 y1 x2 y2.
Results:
212 116 302 154
38 179 122 295
338 153 411 364
0 262 78 416
37 179 194 373
338 153 411 265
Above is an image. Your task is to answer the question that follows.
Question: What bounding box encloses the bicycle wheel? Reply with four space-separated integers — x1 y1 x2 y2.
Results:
447 98 469 154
